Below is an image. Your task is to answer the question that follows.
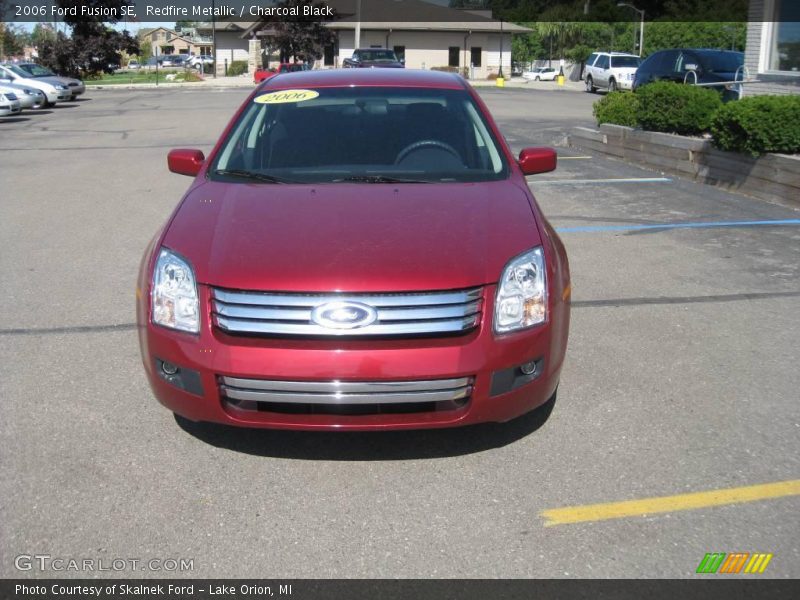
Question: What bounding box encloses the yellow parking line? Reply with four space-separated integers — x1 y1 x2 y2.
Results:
540 479 800 527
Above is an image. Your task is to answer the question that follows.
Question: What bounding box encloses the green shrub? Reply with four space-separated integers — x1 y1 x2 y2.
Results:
227 60 248 76
711 95 800 156
635 81 722 135
593 91 640 127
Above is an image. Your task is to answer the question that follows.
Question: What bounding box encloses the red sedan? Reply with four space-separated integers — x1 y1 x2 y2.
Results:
137 69 570 431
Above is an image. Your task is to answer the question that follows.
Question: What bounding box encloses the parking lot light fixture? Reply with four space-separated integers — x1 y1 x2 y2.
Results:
617 2 645 57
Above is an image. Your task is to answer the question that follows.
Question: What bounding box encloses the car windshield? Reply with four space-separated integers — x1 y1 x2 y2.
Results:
698 51 744 73
360 50 397 61
211 86 509 184
20 64 56 77
5 65 29 77
610 56 641 68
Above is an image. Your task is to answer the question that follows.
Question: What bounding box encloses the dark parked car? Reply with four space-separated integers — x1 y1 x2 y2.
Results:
343 48 404 68
633 49 745 100
138 69 570 431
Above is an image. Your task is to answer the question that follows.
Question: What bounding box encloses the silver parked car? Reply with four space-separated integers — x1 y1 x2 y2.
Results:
0 64 72 107
0 91 22 117
14 63 86 98
0 81 46 109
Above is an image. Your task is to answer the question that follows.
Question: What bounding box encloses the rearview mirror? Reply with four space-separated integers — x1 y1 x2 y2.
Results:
518 147 557 175
168 149 205 177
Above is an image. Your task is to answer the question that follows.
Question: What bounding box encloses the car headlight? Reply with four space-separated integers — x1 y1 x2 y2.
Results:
56 84 68 90
494 247 547 333
151 248 200 333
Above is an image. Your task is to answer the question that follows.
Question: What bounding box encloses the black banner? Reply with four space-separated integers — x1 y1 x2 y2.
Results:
2 580 798 600
1 0 779 25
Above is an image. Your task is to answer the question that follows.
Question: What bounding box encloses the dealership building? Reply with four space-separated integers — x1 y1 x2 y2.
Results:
744 0 799 94
191 0 528 79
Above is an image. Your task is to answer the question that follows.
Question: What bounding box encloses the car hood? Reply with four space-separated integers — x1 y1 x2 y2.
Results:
23 76 64 87
46 76 81 86
163 180 540 292
4 83 42 94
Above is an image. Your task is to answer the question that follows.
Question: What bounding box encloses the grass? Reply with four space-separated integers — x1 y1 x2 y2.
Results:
84 70 204 86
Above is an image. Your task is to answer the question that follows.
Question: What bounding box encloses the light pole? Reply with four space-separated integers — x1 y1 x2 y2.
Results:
212 0 217 78
617 2 644 57
499 19 504 78
355 0 361 51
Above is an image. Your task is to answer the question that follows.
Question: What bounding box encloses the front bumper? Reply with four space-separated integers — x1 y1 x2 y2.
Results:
45 89 72 103
0 101 21 116
137 285 568 431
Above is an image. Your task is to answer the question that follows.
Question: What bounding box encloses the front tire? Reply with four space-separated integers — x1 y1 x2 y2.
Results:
608 78 618 92
585 76 596 93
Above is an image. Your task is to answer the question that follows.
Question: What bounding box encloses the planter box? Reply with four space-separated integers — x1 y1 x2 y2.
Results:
569 125 800 206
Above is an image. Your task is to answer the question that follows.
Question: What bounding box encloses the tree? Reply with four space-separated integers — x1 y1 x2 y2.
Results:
1 23 28 60
258 0 336 63
138 38 152 62
512 26 546 64
37 1 138 77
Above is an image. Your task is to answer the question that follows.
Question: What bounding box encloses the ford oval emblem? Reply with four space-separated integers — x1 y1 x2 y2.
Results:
310 301 378 329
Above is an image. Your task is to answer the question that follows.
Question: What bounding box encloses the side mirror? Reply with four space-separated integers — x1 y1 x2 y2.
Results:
518 147 557 175
168 149 205 177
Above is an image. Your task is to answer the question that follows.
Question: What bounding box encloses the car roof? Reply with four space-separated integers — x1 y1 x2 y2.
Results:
260 68 467 90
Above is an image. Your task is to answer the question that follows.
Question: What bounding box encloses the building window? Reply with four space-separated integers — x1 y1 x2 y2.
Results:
324 44 335 66
470 47 482 67
448 46 460 68
769 1 800 72
393 46 405 63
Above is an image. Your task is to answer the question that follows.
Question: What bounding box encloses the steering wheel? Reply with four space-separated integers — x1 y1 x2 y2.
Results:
395 139 461 165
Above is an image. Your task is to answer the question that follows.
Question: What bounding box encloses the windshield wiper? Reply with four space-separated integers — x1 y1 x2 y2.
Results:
334 175 430 184
213 169 296 184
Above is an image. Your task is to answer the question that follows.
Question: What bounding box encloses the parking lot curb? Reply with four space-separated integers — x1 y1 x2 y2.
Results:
570 124 800 207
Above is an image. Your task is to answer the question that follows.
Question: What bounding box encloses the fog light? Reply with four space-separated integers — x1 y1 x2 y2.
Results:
520 361 537 376
161 361 179 375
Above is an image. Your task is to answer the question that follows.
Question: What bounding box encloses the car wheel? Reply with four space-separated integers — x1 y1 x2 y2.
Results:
609 78 617 92
31 96 46 109
535 76 540 81
585 76 596 93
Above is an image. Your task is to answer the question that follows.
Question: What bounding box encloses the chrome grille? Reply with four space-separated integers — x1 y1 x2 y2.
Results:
220 376 473 405
212 287 482 337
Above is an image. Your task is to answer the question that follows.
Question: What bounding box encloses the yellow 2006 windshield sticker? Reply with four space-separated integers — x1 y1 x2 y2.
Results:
254 89 319 104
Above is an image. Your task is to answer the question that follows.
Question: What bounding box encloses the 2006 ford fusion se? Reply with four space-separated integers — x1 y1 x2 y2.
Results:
136 69 570 431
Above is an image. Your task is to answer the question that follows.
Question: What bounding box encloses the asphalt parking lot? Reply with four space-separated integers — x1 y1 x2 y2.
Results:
1 86 798 579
